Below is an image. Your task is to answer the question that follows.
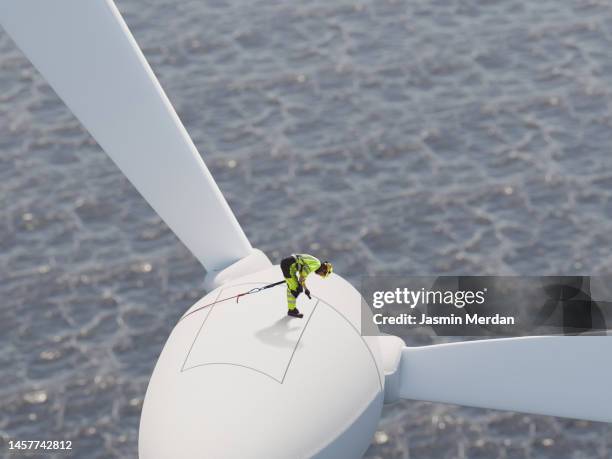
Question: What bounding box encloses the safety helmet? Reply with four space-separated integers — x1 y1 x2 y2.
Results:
320 261 333 278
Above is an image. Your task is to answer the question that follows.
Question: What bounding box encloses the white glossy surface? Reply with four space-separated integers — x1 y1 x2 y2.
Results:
400 337 612 423
183 282 318 382
0 0 252 272
202 249 272 290
140 266 384 458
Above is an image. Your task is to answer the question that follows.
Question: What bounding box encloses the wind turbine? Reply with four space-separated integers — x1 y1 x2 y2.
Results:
1 2 610 458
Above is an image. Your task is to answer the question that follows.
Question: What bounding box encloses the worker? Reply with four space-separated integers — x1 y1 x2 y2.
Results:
280 254 333 318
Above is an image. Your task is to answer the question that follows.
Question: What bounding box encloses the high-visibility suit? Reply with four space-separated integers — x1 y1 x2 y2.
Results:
280 254 321 310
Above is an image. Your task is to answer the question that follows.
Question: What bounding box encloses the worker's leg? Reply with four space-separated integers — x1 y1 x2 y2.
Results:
287 287 297 311
285 277 299 310
281 256 299 310
281 257 303 317
286 283 303 318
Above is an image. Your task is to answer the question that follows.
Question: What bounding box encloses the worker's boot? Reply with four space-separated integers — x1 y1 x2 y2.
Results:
288 308 304 318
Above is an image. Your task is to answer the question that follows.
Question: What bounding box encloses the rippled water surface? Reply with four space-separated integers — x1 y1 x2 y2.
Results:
2 0 612 457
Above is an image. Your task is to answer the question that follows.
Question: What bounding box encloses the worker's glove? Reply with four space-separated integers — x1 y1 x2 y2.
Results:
305 288 311 299
291 284 303 298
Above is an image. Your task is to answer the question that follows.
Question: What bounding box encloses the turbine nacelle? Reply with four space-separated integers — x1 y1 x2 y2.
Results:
139 266 387 459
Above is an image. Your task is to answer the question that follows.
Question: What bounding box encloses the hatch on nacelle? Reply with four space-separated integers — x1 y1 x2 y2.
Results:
181 283 317 382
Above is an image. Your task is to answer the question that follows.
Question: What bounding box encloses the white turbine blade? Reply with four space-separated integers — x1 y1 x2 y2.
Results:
0 0 252 272
400 337 612 422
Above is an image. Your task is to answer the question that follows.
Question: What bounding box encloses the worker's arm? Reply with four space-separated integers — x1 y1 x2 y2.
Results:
299 273 311 299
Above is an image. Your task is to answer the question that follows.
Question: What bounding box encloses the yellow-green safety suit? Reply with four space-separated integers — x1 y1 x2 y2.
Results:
282 254 321 310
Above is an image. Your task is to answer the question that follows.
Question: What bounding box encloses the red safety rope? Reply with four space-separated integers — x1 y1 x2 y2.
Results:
179 280 285 322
